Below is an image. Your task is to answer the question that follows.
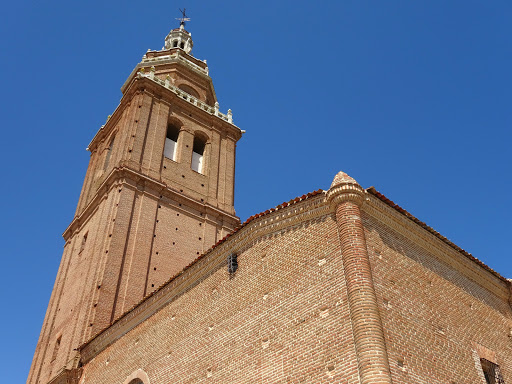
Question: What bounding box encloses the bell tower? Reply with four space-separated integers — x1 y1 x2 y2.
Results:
28 18 242 384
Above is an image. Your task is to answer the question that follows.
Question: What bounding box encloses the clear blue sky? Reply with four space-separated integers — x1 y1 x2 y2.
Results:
1 1 511 381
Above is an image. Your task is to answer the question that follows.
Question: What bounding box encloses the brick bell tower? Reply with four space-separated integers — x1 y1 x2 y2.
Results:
28 17 243 384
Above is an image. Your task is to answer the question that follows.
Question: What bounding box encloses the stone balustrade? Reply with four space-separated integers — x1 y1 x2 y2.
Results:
137 70 234 125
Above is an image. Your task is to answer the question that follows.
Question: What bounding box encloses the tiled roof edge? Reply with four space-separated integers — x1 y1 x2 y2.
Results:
366 186 508 284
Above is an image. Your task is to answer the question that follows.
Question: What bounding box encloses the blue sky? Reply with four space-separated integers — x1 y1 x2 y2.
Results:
1 1 511 381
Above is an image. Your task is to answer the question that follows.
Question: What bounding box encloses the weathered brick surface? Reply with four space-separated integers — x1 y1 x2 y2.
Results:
80 214 360 384
362 199 512 383
28 47 242 384
75 185 512 384
335 201 393 384
30 169 512 384
28 191 119 384
29 33 512 384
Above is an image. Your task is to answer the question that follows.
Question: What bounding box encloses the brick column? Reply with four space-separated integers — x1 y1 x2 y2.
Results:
328 171 393 384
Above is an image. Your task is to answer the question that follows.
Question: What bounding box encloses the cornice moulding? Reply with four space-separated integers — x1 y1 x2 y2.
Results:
127 75 237 129
64 166 239 240
327 182 365 208
363 194 509 300
121 52 210 93
124 77 239 137
89 74 239 152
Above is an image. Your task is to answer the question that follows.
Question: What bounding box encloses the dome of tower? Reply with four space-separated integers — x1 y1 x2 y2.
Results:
164 23 193 54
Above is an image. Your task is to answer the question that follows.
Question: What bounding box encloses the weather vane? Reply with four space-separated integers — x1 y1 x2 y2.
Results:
176 8 190 27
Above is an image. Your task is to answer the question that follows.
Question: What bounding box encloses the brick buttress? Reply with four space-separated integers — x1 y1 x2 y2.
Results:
328 171 393 384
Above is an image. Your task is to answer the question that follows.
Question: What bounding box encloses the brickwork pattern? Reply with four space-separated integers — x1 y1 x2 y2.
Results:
335 200 393 384
362 209 512 383
29 36 512 384
79 215 360 384
28 55 242 384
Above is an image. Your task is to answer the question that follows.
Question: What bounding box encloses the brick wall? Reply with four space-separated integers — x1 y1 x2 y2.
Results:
29 65 242 383
80 213 361 384
362 203 512 383
77 190 512 384
29 42 512 384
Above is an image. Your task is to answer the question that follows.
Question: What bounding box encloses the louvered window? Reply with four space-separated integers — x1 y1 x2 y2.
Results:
228 253 238 274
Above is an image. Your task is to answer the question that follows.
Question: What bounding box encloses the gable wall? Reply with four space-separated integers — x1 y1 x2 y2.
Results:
362 210 512 384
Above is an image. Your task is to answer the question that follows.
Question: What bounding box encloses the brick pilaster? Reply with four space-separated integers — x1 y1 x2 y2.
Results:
328 171 393 384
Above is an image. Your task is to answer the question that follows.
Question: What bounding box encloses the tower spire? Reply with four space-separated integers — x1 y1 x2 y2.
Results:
165 8 193 53
28 13 242 384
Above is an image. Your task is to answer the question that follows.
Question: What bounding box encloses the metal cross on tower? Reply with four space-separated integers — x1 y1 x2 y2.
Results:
176 8 190 27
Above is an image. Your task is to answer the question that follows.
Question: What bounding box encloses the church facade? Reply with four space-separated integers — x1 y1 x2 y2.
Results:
28 22 511 384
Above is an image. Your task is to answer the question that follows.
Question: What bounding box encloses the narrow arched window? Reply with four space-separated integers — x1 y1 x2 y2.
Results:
123 369 150 384
173 41 178 48
180 42 185 49
164 124 180 161
103 137 115 171
191 135 206 174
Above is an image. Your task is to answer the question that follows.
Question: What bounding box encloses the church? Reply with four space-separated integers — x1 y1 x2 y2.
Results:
28 18 511 384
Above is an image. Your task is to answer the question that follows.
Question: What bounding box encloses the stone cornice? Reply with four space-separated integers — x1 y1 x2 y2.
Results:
47 354 81 384
130 72 235 127
63 166 240 241
127 76 241 140
121 49 210 94
363 193 510 301
228 194 330 254
88 75 242 152
47 368 81 384
79 192 329 363
147 48 207 70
